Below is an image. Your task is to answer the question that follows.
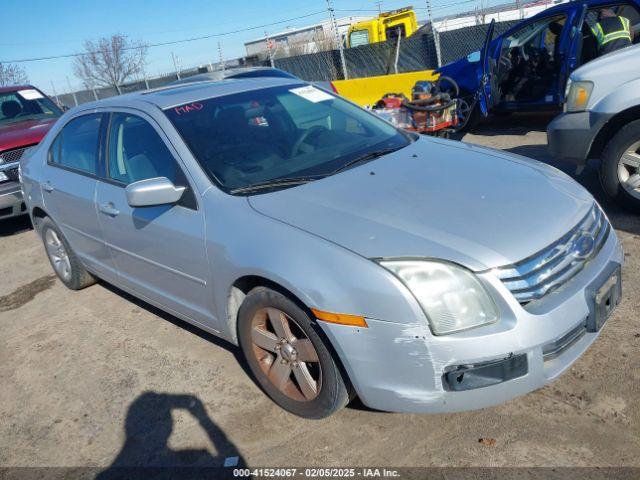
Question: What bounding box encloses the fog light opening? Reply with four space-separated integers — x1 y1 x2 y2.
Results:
443 354 528 392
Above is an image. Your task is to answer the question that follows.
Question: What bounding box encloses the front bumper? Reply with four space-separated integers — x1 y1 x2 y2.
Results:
0 181 26 220
319 230 624 413
547 111 611 164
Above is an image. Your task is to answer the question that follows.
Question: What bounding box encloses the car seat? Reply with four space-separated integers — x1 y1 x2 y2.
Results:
1 100 22 119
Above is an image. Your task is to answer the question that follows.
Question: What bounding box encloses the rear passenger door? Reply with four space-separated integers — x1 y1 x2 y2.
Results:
43 113 115 279
95 111 214 328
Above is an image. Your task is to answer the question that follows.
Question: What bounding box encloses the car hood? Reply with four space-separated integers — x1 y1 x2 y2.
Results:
572 44 640 82
0 117 58 152
248 137 594 271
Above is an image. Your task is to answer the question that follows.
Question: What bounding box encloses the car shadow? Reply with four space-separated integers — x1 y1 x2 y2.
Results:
472 111 558 136
95 391 246 478
97 281 374 415
0 215 32 237
97 281 254 382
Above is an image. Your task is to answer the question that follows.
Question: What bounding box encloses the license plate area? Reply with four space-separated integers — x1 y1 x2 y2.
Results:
587 265 621 332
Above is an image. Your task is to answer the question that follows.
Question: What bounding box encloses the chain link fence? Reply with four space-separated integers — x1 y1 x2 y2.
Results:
436 19 520 65
55 13 525 107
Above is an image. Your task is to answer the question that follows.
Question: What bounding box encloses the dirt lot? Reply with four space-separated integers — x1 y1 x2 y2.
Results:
1 113 639 470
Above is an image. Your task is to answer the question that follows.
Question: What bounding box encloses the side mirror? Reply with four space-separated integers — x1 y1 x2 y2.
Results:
125 177 185 208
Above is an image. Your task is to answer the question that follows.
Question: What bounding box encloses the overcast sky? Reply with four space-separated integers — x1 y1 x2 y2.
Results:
1 0 501 94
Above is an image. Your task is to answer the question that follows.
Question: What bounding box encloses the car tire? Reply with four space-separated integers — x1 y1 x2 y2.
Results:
600 119 640 213
40 217 96 290
237 287 350 419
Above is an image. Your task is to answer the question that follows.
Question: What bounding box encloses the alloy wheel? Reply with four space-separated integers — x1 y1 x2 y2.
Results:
44 229 72 282
249 307 321 402
617 140 640 200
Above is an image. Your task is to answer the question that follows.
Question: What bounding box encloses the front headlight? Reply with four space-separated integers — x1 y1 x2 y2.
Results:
564 80 593 113
379 260 499 335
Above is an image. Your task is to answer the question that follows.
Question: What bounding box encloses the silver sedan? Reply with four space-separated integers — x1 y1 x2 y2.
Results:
21 75 623 418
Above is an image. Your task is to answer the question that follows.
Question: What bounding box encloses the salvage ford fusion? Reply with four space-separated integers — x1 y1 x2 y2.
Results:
20 75 623 418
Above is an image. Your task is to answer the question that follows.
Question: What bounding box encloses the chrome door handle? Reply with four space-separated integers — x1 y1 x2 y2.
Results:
42 182 54 192
98 202 120 217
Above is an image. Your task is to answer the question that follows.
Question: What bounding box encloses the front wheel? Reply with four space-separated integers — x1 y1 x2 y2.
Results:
237 287 350 419
600 119 640 213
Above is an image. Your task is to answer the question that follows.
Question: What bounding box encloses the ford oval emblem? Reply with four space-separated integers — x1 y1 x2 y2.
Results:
572 231 596 259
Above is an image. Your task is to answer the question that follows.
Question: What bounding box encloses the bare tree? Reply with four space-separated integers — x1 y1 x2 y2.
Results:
0 63 29 86
73 34 147 92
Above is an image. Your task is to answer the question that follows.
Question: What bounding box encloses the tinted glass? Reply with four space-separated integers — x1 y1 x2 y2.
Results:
49 114 101 175
0 89 62 126
165 84 410 193
107 113 183 185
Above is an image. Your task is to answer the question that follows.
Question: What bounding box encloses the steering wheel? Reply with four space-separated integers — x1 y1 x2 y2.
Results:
290 125 327 157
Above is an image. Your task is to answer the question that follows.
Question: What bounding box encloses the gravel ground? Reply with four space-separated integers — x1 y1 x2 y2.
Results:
0 113 638 470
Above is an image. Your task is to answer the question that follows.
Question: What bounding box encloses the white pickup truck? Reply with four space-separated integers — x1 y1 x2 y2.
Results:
547 44 640 212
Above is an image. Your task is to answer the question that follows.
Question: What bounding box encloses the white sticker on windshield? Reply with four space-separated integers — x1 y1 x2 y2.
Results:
290 85 333 103
17 89 44 100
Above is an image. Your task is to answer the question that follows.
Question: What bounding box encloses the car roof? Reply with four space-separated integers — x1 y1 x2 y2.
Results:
74 76 304 112
0 85 35 94
529 0 639 16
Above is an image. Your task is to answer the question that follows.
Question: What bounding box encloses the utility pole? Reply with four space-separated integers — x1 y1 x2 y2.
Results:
49 80 60 104
427 0 442 67
325 0 348 79
65 76 78 106
515 0 523 19
171 52 181 80
375 1 382 14
218 41 225 71
264 30 275 68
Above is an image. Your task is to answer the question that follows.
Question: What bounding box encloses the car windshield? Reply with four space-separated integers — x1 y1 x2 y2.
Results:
165 84 411 193
0 89 62 126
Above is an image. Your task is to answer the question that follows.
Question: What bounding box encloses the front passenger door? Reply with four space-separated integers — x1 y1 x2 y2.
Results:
95 111 214 328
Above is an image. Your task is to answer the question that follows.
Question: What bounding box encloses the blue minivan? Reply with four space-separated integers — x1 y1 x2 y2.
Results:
437 0 640 119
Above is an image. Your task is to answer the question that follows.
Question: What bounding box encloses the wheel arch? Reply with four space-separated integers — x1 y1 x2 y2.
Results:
30 206 49 235
588 105 640 161
227 274 316 345
226 274 356 396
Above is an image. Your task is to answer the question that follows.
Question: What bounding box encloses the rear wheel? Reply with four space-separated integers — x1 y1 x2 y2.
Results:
237 287 350 419
600 119 640 213
40 217 96 290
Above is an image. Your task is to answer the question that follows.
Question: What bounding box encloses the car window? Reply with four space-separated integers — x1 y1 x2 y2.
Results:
349 30 370 47
107 113 184 185
586 3 640 29
48 114 102 175
502 15 566 54
0 89 62 126
582 4 640 62
106 113 197 209
165 84 409 193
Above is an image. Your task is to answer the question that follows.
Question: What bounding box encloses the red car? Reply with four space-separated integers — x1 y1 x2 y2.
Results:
0 85 63 220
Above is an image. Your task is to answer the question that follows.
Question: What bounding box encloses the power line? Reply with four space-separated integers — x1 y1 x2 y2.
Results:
1 10 326 64
335 0 481 13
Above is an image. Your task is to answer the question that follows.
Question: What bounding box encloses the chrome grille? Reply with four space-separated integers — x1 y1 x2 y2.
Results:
0 146 30 165
494 204 610 305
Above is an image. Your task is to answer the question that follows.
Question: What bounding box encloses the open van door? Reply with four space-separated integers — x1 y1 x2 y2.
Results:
559 4 587 103
478 19 497 116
